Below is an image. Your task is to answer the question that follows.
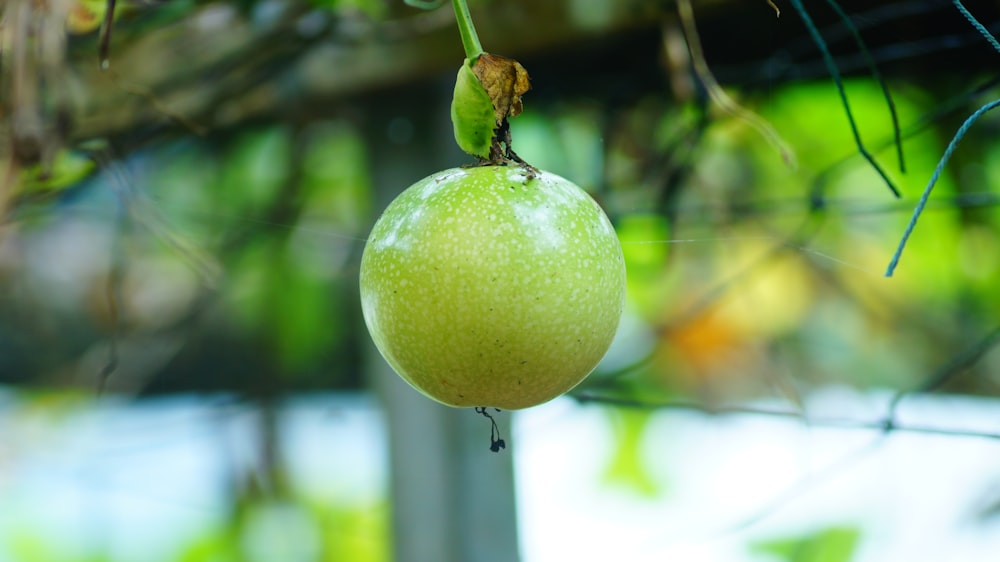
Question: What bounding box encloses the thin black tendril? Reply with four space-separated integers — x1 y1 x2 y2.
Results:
475 407 506 452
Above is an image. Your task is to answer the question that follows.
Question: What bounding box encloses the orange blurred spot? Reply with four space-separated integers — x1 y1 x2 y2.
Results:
67 2 101 34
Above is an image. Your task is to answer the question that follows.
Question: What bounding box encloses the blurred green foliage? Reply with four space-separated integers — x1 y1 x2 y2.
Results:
104 120 374 387
601 408 662 497
6 0 995 404
307 0 387 19
751 526 861 562
15 151 96 196
177 499 388 562
3 1 1000 559
617 214 672 319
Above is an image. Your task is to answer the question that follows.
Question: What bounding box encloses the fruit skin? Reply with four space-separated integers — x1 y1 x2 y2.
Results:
360 166 625 409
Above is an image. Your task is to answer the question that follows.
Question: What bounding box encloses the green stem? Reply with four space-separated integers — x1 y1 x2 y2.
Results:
452 0 484 59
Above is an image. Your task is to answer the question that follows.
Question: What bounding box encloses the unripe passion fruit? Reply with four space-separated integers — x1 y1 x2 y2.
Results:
360 166 625 409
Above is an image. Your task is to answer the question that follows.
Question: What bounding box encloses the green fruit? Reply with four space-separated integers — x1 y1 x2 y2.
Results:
360 166 625 409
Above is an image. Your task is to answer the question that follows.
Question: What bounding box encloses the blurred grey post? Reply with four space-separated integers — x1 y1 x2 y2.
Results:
370 348 520 562
363 87 520 562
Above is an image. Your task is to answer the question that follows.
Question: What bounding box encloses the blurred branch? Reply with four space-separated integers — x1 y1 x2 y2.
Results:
886 324 1000 418
2 0 74 215
576 324 1000 442
67 0 731 143
7 0 996 161
573 392 1000 441
675 0 797 168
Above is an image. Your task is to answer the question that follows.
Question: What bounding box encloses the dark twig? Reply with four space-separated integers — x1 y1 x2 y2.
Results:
98 0 117 69
97 238 124 395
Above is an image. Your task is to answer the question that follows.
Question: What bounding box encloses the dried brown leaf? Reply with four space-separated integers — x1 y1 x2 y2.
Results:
471 53 531 126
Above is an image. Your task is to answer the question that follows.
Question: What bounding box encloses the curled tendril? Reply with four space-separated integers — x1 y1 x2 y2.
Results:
474 407 506 453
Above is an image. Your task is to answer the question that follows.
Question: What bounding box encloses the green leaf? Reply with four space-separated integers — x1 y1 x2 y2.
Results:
311 500 391 562
218 126 291 217
602 408 662 497
176 528 239 562
306 0 387 19
618 213 671 319
299 120 372 233
451 58 495 159
224 236 343 374
751 526 861 562
16 150 95 194
270 258 341 373
403 0 444 8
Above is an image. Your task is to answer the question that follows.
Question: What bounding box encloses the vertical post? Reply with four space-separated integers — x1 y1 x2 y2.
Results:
371 354 520 562
454 404 519 561
363 83 520 562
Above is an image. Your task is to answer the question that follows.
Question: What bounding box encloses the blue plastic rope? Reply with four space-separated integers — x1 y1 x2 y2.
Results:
885 1 1000 276
953 0 1000 54
788 0 901 198
823 0 906 173
884 98 1000 277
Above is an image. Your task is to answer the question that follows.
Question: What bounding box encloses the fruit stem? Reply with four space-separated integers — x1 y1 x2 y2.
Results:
452 0 484 60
